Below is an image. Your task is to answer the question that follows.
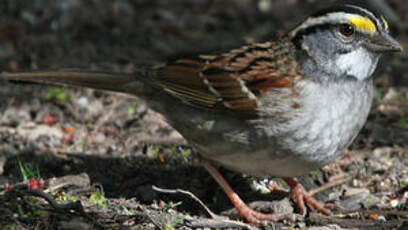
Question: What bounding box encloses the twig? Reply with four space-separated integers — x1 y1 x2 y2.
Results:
336 209 408 217
4 184 105 228
139 137 186 145
152 185 219 219
308 174 352 196
309 212 408 229
44 173 91 193
185 216 257 229
5 184 84 213
152 185 254 229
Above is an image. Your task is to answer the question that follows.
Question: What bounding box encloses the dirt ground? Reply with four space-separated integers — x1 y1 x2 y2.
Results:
0 0 407 229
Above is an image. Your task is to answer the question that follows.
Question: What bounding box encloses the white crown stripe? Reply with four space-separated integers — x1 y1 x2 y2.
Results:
290 13 382 38
289 5 390 39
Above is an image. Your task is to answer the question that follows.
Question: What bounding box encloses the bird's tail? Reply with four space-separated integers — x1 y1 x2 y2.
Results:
0 68 156 96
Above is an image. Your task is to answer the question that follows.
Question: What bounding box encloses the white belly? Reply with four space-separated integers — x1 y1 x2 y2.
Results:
202 79 374 177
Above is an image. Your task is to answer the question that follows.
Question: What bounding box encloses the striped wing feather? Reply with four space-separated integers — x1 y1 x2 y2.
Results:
157 39 299 114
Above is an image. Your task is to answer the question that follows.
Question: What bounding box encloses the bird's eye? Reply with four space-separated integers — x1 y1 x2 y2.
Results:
339 24 355 37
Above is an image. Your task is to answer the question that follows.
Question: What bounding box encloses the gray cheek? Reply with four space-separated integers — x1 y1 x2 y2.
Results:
299 30 381 82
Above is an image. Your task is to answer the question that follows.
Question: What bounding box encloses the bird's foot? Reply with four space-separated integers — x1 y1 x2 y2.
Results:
204 162 303 226
233 201 302 226
283 177 334 216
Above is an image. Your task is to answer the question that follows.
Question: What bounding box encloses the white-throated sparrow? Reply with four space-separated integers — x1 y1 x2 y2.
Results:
1 4 403 226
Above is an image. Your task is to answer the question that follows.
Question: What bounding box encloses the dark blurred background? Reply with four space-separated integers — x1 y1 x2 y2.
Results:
0 0 406 70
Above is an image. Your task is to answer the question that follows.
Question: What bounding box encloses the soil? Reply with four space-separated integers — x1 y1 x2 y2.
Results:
0 0 407 229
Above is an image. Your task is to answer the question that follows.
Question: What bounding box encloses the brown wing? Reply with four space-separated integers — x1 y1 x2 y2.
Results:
156 39 300 115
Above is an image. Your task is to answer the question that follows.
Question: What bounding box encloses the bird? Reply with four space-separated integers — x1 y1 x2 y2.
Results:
0 4 403 226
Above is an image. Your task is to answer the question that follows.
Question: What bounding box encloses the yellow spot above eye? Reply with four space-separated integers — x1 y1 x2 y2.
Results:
348 16 376 32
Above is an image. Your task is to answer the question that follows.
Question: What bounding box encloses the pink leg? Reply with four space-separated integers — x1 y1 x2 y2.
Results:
204 162 299 226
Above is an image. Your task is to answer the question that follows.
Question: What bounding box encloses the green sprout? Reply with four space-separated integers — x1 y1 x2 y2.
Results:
17 158 41 181
45 87 70 103
89 192 108 208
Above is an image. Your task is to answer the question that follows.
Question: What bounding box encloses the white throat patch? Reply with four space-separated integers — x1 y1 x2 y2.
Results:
335 47 379 80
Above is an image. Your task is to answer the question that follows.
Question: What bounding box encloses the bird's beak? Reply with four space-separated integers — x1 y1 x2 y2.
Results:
365 33 403 53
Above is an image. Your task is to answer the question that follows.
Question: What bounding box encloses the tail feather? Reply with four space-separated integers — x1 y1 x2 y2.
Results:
0 69 152 95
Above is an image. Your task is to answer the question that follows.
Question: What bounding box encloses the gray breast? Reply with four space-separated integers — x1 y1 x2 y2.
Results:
265 78 374 171
199 78 374 178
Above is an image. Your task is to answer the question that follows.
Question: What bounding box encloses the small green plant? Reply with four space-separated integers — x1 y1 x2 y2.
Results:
180 149 191 158
309 170 318 177
165 201 182 211
45 87 70 103
375 88 383 102
89 192 108 208
32 209 47 217
17 158 41 181
166 146 179 157
162 146 192 162
126 103 139 115
401 177 408 187
364 198 373 208
5 224 17 230
120 205 134 215
163 215 185 230
16 204 25 217
57 191 79 202
146 145 160 158
398 118 408 128
15 197 48 220
366 182 376 191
